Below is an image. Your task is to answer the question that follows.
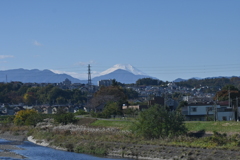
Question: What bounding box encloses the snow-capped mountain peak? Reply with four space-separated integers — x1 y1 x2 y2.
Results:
99 64 147 76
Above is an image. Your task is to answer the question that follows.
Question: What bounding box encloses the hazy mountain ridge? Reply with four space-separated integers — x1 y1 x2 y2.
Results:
0 67 152 84
0 69 83 83
0 66 239 85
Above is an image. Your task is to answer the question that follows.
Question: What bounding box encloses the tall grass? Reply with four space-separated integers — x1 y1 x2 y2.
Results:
185 121 240 133
90 120 132 130
91 119 240 133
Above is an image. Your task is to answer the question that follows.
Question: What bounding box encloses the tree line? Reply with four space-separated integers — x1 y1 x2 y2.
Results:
0 82 87 105
176 77 240 93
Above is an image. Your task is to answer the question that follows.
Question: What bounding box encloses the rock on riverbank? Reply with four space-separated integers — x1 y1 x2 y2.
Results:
27 136 67 151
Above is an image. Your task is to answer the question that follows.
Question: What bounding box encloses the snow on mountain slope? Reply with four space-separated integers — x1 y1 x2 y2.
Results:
99 64 148 76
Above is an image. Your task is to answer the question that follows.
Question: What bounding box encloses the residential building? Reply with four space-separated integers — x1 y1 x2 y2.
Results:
98 79 113 87
122 104 148 111
182 103 219 121
148 96 164 106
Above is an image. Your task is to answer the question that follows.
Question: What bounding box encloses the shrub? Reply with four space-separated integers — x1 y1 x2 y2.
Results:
90 111 97 117
0 115 14 123
74 142 107 156
74 109 88 115
204 131 231 146
131 105 187 139
14 109 42 126
54 113 76 125
102 102 122 118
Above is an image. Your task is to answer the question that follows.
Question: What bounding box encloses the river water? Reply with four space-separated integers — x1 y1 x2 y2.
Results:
0 139 130 160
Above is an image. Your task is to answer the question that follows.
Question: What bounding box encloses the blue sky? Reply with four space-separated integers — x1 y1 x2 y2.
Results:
0 1 239 81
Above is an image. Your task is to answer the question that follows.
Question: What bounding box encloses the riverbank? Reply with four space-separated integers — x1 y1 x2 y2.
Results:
2 120 240 160
28 126 240 160
2 134 240 160
27 135 67 151
0 131 26 159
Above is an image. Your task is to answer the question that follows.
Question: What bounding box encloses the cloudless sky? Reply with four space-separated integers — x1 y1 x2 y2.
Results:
0 1 239 81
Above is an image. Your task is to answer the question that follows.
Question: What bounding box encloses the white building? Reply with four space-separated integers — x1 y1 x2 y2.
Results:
182 103 240 121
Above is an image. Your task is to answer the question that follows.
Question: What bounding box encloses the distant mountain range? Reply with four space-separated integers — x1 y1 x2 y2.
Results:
173 77 202 82
0 69 83 83
0 64 153 84
0 64 238 85
173 76 236 82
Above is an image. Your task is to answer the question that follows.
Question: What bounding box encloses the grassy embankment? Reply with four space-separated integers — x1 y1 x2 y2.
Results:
185 121 240 133
90 119 240 150
53 119 240 150
91 119 240 133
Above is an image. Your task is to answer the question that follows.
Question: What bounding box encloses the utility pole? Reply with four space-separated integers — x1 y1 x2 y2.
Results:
6 75 7 83
216 94 218 121
214 100 218 121
237 97 239 122
228 87 231 107
87 64 92 112
88 64 92 89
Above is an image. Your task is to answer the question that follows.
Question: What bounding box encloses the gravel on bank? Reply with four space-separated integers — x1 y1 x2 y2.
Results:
0 131 26 159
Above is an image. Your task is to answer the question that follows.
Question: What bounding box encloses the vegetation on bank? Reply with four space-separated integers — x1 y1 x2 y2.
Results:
186 121 240 133
90 120 131 130
3 108 240 157
131 105 187 138
92 119 240 134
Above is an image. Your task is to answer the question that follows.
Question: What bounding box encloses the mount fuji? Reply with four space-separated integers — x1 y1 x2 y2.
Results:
92 64 155 84
99 64 148 76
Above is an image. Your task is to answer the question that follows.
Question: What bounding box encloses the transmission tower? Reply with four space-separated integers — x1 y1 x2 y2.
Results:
88 64 92 86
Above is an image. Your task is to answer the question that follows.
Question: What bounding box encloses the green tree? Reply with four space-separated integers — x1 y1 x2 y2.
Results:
176 101 188 111
56 96 66 104
215 85 240 101
136 78 162 86
123 88 139 99
23 92 37 105
54 113 76 125
131 105 187 138
222 85 239 91
102 102 122 118
112 79 118 86
123 108 139 118
89 86 127 111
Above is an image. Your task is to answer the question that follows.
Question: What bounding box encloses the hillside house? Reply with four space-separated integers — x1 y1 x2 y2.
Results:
182 103 219 121
122 104 148 111
148 96 164 106
98 79 113 87
182 102 240 121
